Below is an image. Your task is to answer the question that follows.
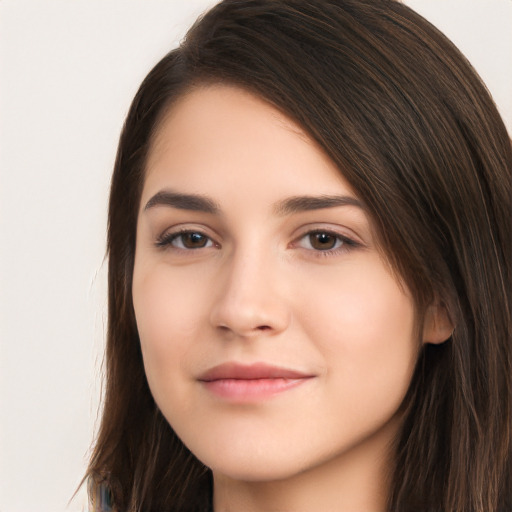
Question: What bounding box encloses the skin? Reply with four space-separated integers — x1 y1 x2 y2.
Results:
132 85 451 512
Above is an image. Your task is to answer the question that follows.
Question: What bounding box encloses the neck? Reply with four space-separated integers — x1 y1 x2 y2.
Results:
212 416 398 512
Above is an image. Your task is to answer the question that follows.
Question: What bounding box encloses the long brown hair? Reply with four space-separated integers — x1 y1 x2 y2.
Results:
86 1 512 510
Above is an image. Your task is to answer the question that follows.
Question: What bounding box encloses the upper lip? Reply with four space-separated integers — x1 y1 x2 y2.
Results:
198 362 314 381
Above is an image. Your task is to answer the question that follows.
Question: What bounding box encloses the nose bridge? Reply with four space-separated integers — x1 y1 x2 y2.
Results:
229 238 271 292
210 236 289 336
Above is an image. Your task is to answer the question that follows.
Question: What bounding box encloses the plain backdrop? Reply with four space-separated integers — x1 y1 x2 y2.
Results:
0 2 510 511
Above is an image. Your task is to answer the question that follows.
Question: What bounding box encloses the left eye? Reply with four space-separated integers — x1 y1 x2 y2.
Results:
159 231 214 250
299 231 345 251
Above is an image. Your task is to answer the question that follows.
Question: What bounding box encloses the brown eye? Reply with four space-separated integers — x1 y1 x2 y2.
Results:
308 232 340 250
180 232 209 249
157 230 215 250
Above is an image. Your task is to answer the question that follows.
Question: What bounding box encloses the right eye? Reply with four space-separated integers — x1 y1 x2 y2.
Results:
156 230 215 250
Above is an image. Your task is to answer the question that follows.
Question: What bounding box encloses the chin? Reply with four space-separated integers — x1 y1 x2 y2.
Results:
188 435 333 484
181 434 299 481
207 456 309 483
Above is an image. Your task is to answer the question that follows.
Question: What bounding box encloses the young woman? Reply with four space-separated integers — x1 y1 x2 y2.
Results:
86 0 512 510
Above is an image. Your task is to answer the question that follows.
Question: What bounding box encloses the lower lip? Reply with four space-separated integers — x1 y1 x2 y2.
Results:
201 377 312 401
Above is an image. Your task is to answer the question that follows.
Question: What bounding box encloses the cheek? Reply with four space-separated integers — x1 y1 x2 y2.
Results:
132 262 207 403
133 258 212 342
299 257 418 405
306 254 414 337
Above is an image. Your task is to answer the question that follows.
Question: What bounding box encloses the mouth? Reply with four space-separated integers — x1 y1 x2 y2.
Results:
197 362 315 402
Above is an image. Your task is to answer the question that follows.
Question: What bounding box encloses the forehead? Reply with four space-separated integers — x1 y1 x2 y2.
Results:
143 84 355 204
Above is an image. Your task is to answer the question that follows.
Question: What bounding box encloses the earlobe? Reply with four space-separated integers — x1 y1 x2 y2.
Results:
422 302 454 345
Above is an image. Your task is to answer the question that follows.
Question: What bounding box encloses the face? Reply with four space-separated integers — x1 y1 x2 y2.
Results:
132 85 421 482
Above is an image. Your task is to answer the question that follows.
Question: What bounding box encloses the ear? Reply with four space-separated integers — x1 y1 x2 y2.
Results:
422 302 454 345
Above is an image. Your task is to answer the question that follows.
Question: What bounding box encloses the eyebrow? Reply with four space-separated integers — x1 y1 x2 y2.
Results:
272 195 366 216
144 190 220 214
143 189 365 215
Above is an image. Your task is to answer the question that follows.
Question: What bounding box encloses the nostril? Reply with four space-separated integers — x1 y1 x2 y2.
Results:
257 325 272 331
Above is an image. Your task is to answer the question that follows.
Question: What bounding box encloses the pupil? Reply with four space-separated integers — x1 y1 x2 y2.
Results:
311 233 336 250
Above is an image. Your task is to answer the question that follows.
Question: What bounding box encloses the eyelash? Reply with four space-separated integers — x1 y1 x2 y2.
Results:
293 230 360 257
155 229 216 250
155 228 360 257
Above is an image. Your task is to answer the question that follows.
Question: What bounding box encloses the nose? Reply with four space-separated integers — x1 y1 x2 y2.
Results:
209 248 291 338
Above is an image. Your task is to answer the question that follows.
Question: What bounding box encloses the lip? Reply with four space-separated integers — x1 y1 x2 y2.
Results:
198 362 315 402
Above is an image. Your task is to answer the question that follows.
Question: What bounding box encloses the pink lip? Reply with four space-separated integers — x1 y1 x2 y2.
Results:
198 363 315 402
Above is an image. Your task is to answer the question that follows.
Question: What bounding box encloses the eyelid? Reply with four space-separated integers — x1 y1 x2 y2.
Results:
155 225 220 250
291 223 363 245
290 225 363 256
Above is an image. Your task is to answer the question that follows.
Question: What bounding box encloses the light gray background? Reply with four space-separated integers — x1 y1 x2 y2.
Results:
1 2 511 511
